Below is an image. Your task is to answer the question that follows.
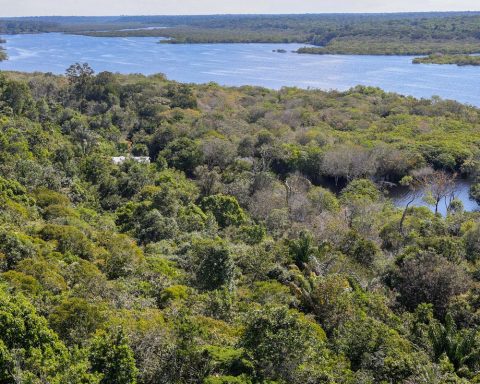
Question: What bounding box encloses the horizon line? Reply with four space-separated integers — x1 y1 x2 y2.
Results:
2 10 480 18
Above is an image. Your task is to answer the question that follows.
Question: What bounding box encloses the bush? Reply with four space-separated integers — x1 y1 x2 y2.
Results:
239 306 330 383
390 251 471 316
0 230 37 270
201 194 246 228
89 328 138 384
340 230 380 266
39 224 95 260
190 238 235 291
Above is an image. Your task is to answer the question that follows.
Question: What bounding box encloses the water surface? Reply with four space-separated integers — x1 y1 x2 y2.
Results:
389 179 479 215
1 33 480 106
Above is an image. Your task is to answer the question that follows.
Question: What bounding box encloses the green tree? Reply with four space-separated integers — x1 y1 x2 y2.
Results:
66 63 95 99
89 328 138 384
0 286 96 383
239 306 332 383
161 137 203 175
49 297 106 345
287 230 317 267
201 194 246 228
190 238 235 291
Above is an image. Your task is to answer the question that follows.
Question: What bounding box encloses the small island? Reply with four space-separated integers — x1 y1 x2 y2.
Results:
413 53 480 66
296 40 480 56
0 38 6 61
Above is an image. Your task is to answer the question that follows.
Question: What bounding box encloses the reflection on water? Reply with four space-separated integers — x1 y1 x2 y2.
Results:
388 179 479 215
1 33 480 105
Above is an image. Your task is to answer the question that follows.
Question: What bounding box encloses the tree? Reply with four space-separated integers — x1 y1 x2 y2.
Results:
428 313 480 374
464 224 480 262
0 79 34 115
195 165 222 197
0 287 99 383
287 230 317 267
201 194 246 228
340 179 382 232
39 224 95 260
239 306 331 383
165 83 197 109
160 137 203 176
397 174 425 234
469 182 480 204
190 238 235 291
336 315 427 383
340 229 379 266
89 328 138 384
66 63 95 99
322 145 377 185
391 251 471 317
49 297 106 345
137 209 178 244
421 169 456 214
101 234 144 279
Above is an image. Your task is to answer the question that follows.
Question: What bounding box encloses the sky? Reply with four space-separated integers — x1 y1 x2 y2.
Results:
1 0 479 17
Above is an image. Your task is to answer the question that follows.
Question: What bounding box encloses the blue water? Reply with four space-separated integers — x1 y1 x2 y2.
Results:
389 179 479 216
1 33 480 106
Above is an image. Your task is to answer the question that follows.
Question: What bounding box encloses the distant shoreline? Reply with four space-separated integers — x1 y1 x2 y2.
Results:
413 53 480 66
2 13 480 56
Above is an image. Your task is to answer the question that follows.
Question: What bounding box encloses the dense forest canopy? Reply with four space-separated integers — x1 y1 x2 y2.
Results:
2 12 480 54
1 65 480 383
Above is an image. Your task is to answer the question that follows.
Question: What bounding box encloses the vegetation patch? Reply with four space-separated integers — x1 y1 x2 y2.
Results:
0 65 479 382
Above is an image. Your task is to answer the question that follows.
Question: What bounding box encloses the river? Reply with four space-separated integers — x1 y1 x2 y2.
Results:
1 33 480 106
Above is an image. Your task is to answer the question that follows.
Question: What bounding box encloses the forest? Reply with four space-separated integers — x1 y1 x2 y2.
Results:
2 13 480 54
1 65 480 383
413 54 480 66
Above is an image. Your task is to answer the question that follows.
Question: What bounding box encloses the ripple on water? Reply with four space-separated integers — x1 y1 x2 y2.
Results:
1 33 480 106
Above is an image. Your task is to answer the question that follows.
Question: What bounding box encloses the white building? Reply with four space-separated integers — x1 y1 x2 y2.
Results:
112 156 151 165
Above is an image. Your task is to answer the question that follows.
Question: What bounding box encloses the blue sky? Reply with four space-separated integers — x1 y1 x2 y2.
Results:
1 0 479 17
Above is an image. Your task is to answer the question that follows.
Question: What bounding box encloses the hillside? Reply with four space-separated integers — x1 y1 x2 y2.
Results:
0 66 480 383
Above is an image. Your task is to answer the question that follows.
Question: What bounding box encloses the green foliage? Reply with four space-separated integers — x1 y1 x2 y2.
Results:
204 375 252 384
0 286 97 383
89 328 138 384
158 284 189 307
469 182 480 204
0 176 33 205
161 137 203 175
239 306 334 383
0 68 479 384
101 234 143 279
39 224 95 260
49 297 106 344
340 230 380 266
287 230 317 267
201 194 246 228
0 230 37 270
413 53 480 66
190 238 235 291
464 224 480 262
336 314 425 382
340 179 381 203
428 313 480 374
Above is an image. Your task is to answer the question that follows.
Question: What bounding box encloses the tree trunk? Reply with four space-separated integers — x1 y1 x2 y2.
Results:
400 198 415 235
